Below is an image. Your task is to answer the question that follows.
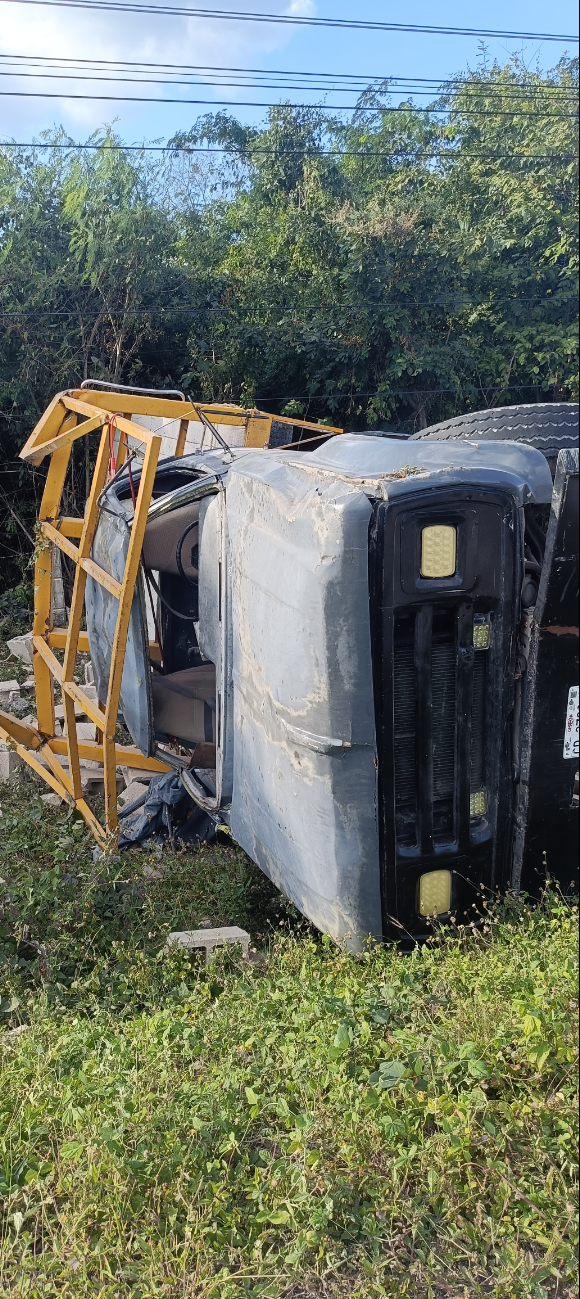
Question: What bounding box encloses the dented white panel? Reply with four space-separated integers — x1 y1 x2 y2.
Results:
226 454 382 949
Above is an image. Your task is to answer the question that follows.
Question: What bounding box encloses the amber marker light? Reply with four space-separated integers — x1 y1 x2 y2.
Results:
470 789 487 818
473 622 491 649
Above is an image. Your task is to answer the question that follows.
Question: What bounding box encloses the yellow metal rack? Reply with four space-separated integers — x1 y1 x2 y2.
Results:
0 389 342 847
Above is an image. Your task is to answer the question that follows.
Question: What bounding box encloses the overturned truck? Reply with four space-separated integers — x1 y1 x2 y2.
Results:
1 385 578 947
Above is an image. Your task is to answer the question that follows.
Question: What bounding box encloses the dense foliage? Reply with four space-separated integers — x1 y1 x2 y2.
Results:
0 56 578 586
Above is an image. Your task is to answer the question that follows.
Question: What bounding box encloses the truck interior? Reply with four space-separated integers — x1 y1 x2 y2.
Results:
0 385 343 843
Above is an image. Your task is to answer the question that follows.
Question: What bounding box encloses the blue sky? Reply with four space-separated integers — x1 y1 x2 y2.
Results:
0 0 578 144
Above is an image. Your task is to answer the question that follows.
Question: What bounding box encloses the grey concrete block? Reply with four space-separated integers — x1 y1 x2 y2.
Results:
0 744 22 781
51 547 68 628
41 792 64 807
30 753 122 798
55 702 88 721
82 771 124 797
0 679 20 697
6 632 33 665
165 926 250 962
118 780 149 807
7 693 29 718
77 722 97 741
121 766 154 788
62 721 97 741
142 863 167 880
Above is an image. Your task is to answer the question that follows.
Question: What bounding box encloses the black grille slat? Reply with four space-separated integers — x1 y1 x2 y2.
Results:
393 639 416 806
470 652 486 791
393 606 487 851
456 605 474 851
432 640 456 798
415 606 434 853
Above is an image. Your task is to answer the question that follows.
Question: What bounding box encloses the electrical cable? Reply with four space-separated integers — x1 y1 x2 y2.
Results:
0 55 576 99
0 71 577 115
0 53 572 78
145 567 195 619
1 294 576 323
3 1 578 42
0 139 576 159
2 87 579 116
249 383 577 402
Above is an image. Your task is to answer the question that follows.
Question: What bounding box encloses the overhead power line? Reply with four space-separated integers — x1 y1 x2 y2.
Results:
3 1 578 41
0 77 576 116
0 55 576 95
1 294 574 323
251 385 574 403
1 141 577 160
2 88 579 122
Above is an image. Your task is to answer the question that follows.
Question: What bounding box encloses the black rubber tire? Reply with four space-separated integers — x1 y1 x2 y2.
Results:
411 402 578 475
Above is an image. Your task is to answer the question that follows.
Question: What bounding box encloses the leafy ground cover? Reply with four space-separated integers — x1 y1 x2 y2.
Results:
0 662 578 1299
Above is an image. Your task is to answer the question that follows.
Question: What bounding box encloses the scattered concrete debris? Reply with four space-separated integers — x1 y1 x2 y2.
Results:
30 752 124 798
0 679 21 697
121 766 154 788
51 546 68 628
118 780 150 808
142 862 168 880
6 631 33 664
165 926 250 962
65 721 97 742
40 792 64 807
84 661 94 686
0 744 22 781
21 676 36 690
6 692 29 719
82 768 124 797
55 700 91 722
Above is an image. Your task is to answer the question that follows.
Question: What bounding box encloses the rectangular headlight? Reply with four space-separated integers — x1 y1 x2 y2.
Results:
421 525 456 578
418 870 452 917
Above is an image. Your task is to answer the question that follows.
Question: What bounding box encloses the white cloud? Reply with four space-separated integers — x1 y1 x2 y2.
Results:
285 1 316 14
0 1 318 139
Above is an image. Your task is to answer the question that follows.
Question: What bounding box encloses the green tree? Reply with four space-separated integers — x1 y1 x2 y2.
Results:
176 58 578 428
0 132 191 581
0 60 577 589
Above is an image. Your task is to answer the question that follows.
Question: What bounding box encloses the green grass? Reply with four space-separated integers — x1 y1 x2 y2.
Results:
0 770 577 1299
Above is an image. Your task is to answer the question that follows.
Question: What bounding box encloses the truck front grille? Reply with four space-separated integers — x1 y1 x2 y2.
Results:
393 606 487 851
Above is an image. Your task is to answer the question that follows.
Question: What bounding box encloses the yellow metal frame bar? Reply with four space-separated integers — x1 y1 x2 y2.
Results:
2 390 343 848
1 393 171 845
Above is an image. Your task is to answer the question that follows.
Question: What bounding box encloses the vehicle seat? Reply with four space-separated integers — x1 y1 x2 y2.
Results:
142 502 199 578
151 663 216 744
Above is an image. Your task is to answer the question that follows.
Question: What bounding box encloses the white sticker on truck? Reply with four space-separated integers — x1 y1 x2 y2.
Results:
563 685 579 759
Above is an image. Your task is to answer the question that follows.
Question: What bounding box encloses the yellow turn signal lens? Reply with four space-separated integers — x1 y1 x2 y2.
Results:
470 789 487 818
421 525 456 578
473 622 490 650
418 869 452 918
